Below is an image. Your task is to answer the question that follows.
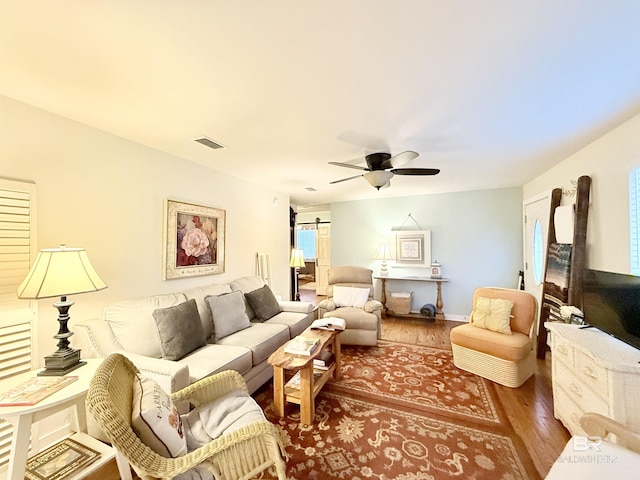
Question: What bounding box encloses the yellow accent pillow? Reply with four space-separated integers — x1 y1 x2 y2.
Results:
471 297 514 334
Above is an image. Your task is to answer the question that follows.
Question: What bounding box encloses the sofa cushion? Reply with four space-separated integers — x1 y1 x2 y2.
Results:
333 285 370 308
176 344 253 384
471 296 514 335
244 284 281 322
264 310 313 338
229 275 265 294
216 322 289 366
205 291 251 341
229 276 266 320
132 375 187 458
183 283 233 341
449 323 532 362
153 299 206 361
104 293 187 358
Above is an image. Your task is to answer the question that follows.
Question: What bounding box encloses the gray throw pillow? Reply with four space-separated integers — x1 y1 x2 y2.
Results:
205 290 252 341
244 284 281 322
152 299 206 361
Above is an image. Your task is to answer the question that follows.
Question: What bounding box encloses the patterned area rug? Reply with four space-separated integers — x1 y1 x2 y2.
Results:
327 340 503 426
254 341 540 480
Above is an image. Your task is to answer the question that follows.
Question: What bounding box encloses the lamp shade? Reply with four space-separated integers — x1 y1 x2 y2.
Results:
17 245 107 299
289 248 305 268
364 171 393 188
373 243 394 261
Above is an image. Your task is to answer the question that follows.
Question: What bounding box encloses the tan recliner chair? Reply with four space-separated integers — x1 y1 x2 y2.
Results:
316 266 382 346
449 287 538 388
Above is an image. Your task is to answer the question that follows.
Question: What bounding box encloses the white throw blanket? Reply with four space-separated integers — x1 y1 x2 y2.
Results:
174 389 268 480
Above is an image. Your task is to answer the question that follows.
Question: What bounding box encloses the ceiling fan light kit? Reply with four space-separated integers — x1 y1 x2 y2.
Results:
364 170 394 189
329 150 440 190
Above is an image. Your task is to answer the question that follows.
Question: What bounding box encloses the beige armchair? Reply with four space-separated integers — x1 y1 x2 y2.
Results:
316 266 382 346
449 287 538 388
87 353 287 480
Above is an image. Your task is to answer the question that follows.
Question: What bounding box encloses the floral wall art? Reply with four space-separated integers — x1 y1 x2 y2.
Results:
163 199 226 279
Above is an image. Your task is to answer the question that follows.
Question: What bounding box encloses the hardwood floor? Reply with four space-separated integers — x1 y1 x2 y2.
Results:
88 291 569 479
382 315 569 479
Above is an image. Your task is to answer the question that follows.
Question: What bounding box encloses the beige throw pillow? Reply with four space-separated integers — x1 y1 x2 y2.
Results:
131 375 187 458
471 296 514 335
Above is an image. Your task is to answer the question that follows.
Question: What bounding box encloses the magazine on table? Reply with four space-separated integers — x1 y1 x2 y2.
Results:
0 376 79 407
285 370 324 390
25 437 100 480
313 350 335 370
284 335 320 356
310 318 346 331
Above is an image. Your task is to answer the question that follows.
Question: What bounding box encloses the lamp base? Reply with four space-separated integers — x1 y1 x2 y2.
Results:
38 349 86 376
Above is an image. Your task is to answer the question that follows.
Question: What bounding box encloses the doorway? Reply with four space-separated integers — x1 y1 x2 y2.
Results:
523 191 552 344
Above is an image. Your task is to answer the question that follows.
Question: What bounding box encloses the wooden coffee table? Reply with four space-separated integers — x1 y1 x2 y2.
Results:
268 327 341 425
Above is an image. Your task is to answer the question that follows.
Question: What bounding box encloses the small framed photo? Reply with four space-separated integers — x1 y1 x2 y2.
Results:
394 230 431 268
163 199 226 280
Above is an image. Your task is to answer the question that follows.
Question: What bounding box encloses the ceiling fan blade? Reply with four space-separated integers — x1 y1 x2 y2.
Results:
391 168 440 176
329 174 364 184
383 150 419 169
328 161 369 172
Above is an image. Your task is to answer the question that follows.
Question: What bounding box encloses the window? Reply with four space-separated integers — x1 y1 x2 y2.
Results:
296 228 316 260
0 178 37 468
631 167 640 276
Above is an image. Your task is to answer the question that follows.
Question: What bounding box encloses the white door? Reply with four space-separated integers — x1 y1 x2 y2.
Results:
523 192 552 340
315 224 330 295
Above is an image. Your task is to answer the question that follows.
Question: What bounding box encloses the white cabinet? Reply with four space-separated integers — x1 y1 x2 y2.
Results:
546 322 640 439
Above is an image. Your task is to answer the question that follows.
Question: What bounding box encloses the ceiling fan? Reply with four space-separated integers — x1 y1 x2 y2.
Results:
329 151 440 190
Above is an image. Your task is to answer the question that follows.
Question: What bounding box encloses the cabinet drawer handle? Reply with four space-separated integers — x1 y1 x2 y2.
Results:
582 365 597 380
558 345 568 355
569 383 583 397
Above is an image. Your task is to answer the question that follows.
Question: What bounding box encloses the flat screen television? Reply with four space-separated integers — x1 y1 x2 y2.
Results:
582 268 640 350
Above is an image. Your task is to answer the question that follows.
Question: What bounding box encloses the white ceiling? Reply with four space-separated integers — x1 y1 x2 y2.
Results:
2 1 640 207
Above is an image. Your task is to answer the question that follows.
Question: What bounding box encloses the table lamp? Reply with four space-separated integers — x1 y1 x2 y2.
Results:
373 243 394 276
289 248 305 301
17 245 107 376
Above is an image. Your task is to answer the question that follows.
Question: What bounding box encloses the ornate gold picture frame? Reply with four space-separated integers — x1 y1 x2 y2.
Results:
163 199 226 279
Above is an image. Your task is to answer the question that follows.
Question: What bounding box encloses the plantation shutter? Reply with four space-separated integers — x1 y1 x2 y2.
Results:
0 178 37 469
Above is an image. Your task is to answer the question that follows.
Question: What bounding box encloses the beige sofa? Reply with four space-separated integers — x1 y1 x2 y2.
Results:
73 276 314 398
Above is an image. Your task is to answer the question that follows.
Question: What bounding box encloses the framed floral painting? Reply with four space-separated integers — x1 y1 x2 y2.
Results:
163 199 226 279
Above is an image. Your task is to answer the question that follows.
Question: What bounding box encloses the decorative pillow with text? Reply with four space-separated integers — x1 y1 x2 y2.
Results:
131 375 187 458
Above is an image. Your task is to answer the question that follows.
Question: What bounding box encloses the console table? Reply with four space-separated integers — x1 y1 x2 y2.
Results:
546 322 640 440
374 275 448 321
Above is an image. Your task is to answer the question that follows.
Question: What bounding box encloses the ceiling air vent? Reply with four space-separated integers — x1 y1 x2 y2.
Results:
194 136 226 150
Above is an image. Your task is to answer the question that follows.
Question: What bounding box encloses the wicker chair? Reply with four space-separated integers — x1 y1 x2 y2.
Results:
86 354 287 480
449 287 538 388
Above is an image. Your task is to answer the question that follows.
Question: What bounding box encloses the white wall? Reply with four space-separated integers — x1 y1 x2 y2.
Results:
330 188 523 318
0 95 291 362
524 112 640 274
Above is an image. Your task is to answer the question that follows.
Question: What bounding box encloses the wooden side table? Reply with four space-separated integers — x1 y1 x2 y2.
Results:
0 359 132 480
268 328 341 425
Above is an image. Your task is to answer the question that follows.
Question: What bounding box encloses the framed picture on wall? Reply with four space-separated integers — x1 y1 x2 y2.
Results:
394 230 431 268
163 199 226 279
